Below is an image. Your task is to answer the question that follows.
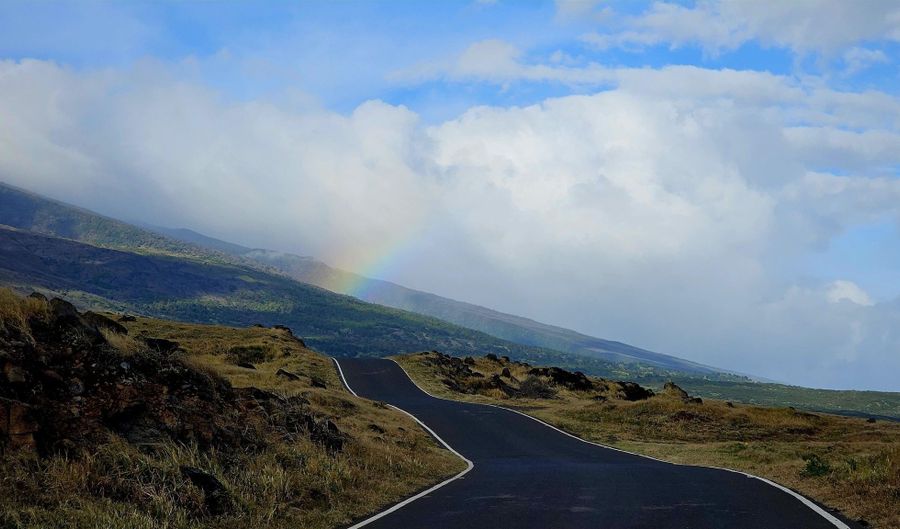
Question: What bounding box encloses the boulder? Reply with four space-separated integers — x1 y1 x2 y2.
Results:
138 337 180 355
275 368 301 381
661 382 699 403
3 362 27 384
528 367 594 391
662 381 690 400
181 466 232 516
0 398 38 452
619 382 654 401
82 311 128 335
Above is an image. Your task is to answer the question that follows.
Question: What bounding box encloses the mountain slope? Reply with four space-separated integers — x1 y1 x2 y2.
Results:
151 225 722 375
0 224 646 374
1 181 725 376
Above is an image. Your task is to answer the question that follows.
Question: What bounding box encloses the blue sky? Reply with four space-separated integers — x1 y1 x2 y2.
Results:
6 1 896 114
1 0 899 390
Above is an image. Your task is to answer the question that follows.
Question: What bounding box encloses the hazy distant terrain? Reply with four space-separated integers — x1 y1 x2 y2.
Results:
2 181 898 419
150 225 723 375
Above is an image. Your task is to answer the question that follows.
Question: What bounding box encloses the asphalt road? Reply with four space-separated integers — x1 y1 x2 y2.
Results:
336 358 857 529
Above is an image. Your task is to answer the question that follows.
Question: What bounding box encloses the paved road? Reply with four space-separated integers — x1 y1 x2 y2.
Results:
336 358 856 529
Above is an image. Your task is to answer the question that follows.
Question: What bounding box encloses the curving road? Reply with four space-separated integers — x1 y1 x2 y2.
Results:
336 358 857 529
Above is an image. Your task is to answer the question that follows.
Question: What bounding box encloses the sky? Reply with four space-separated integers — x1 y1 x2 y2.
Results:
1 0 899 391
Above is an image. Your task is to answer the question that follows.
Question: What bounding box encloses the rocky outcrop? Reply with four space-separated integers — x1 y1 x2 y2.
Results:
0 398 38 453
0 293 347 457
416 350 655 402
528 366 595 391
82 311 128 335
661 381 700 403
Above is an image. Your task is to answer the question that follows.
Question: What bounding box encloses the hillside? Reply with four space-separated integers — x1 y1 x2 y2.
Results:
0 181 723 378
150 223 723 375
3 181 900 421
0 289 463 528
0 224 649 374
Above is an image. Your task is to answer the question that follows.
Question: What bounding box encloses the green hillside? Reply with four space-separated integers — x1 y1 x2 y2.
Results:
153 225 724 375
0 224 655 372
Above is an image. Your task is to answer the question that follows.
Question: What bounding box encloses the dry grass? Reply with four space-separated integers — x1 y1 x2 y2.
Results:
0 294 465 529
0 288 49 334
395 352 900 529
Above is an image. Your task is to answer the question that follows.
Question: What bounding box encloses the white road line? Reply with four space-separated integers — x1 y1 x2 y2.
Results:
387 358 851 529
332 359 475 529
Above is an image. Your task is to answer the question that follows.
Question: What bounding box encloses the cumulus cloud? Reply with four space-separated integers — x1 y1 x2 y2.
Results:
2 58 900 390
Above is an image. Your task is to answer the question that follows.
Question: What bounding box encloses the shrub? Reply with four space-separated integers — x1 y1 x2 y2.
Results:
518 376 557 399
226 345 272 365
801 453 831 477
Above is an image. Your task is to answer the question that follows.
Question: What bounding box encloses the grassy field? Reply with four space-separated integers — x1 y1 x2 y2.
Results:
0 289 465 529
395 352 900 529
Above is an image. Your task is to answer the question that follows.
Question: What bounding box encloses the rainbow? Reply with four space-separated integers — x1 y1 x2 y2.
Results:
321 220 433 299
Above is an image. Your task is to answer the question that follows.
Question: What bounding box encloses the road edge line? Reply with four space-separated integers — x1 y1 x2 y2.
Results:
332 358 475 529
389 358 850 529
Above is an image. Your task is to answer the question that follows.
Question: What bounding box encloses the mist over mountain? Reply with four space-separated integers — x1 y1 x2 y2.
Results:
1 1 900 390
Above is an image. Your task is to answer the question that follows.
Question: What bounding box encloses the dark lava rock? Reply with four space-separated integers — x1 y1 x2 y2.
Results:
0 397 39 452
481 374 517 397
82 311 128 335
500 367 512 378
485 353 500 362
0 293 349 460
619 382 654 401
138 337 180 355
236 362 256 370
528 367 594 391
117 314 137 323
28 292 48 302
275 368 301 381
310 376 327 389
181 466 233 516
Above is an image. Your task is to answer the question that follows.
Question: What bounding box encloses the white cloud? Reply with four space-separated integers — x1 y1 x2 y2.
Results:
842 46 890 75
578 0 900 58
828 280 875 306
554 0 610 21
391 39 616 86
2 58 900 390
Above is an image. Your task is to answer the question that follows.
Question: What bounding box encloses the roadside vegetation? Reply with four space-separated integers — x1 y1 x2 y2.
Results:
0 289 464 529
395 351 900 529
